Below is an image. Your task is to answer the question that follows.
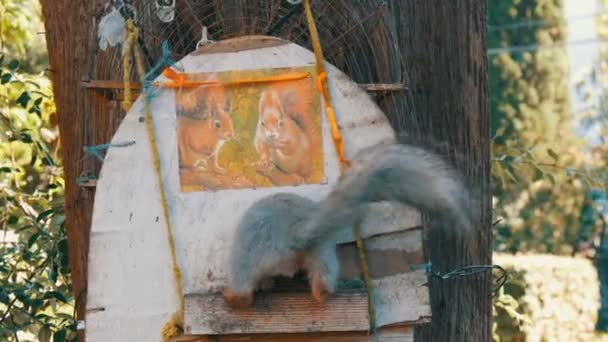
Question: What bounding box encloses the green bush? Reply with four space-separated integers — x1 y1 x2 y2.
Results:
493 253 600 342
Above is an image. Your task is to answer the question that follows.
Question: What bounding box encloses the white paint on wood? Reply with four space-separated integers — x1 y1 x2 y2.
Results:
85 36 426 341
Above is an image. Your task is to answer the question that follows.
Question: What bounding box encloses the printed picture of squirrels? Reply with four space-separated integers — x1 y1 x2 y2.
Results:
175 66 325 192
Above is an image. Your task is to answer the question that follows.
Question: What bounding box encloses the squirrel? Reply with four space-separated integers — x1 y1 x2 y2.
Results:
176 82 256 190
253 85 315 186
176 84 235 175
222 138 477 307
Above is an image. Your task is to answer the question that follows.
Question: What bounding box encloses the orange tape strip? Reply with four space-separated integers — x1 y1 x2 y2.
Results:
154 69 311 88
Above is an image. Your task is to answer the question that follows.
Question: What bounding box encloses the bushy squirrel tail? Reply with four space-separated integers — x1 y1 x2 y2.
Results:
297 139 477 247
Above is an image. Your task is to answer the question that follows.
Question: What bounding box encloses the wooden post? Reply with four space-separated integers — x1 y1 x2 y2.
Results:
388 1 492 341
40 2 99 340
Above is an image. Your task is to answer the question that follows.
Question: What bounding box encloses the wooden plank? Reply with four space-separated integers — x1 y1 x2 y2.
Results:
185 291 369 334
337 228 424 279
81 80 405 93
80 80 142 89
358 83 407 92
77 179 98 188
192 35 290 55
172 325 414 342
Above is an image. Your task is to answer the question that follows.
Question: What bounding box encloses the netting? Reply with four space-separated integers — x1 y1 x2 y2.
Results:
89 0 417 128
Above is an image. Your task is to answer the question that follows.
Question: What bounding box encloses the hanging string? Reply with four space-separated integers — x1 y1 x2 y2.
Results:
82 141 136 162
303 0 376 334
122 18 185 341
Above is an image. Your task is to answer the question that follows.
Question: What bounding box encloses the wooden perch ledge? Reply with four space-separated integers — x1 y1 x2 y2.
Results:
182 228 429 338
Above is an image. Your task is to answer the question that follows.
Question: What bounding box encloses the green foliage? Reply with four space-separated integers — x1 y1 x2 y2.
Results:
0 52 75 342
493 273 530 342
489 0 607 255
494 254 601 341
0 0 49 73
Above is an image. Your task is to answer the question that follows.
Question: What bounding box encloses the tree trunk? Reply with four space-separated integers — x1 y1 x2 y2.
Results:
389 1 492 341
40 1 114 340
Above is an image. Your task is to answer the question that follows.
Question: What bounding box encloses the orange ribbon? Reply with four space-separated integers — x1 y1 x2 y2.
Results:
154 69 311 89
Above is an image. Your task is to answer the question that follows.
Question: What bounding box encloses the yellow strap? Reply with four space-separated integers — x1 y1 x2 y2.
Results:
304 0 351 169
124 19 185 340
303 0 375 333
122 23 137 112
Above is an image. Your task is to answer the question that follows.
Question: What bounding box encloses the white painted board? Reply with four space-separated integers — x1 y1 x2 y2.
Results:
85 36 425 341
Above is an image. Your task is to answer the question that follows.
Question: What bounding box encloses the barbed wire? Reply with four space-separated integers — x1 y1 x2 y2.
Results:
413 263 509 297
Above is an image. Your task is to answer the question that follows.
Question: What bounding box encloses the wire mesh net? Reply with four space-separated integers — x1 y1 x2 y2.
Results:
90 0 417 129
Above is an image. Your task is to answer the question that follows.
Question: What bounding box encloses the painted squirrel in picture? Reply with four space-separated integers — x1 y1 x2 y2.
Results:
253 79 319 186
223 137 478 307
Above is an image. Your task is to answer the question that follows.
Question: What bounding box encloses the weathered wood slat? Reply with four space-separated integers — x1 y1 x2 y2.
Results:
172 325 413 342
80 80 406 93
185 291 370 334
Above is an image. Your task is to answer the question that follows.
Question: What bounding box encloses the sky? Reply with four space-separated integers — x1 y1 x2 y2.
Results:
565 0 599 110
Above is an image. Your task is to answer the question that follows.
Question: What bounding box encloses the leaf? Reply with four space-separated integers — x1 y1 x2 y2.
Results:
0 166 13 173
17 91 32 108
1 73 12 84
28 232 41 249
504 168 518 183
56 313 75 321
58 239 69 263
22 250 33 261
48 264 58 283
44 291 68 303
20 132 33 143
8 59 20 71
532 167 544 182
7 215 19 225
0 289 10 304
42 156 55 166
37 209 55 222
54 329 67 342
30 153 38 166
545 173 556 185
547 148 559 162
39 326 52 342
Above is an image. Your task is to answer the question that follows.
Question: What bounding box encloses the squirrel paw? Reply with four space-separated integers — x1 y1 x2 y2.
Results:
310 276 333 304
223 288 254 308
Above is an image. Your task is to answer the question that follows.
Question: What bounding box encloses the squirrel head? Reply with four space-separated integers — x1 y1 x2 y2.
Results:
205 88 235 141
258 89 285 141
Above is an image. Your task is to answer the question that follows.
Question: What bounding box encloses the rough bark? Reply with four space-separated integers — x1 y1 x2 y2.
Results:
40 1 122 340
388 1 492 341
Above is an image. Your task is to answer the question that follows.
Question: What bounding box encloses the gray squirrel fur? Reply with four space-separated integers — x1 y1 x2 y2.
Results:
222 138 477 307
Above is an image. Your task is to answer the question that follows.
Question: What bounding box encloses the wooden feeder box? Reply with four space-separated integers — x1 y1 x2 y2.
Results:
85 36 430 342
